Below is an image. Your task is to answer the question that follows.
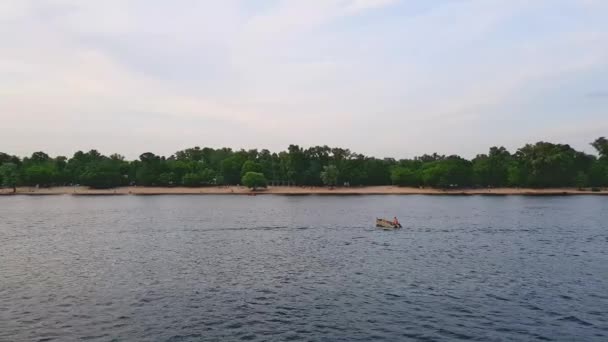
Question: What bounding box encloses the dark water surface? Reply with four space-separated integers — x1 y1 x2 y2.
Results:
1 195 607 341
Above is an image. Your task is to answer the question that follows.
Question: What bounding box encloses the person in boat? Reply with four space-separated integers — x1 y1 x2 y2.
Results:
393 217 400 226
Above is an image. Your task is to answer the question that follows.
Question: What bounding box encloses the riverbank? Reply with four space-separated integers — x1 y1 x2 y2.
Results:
1 186 607 196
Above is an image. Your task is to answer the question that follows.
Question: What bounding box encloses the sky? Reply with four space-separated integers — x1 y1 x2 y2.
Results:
1 0 607 159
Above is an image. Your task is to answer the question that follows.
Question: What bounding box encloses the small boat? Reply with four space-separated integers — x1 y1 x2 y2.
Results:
376 218 402 229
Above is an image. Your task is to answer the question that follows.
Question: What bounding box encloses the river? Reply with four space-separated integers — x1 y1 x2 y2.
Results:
1 195 607 341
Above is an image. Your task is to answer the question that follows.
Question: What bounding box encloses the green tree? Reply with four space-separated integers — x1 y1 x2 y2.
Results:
257 149 276 180
182 173 203 187
182 169 216 187
420 164 442 187
158 172 177 186
365 158 392 185
54 156 69 185
166 160 191 183
0 163 19 192
286 145 307 185
514 142 586 187
65 150 102 184
175 146 205 162
507 164 524 187
29 151 51 163
320 164 339 188
472 155 490 185
589 161 607 187
391 167 419 187
24 165 56 187
80 169 122 189
198 168 216 185
591 137 608 159
420 157 472 188
242 172 267 190
4 139 608 191
575 171 589 190
472 147 511 186
241 160 263 177
221 155 246 185
0 153 21 165
79 158 125 189
135 152 163 186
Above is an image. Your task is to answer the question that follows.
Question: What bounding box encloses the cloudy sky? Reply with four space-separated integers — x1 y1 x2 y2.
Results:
1 0 607 159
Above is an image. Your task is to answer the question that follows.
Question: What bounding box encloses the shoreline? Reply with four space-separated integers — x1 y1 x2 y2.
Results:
1 186 607 196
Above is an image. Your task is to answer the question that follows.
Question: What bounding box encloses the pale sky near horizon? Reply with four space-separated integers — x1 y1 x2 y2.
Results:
1 0 607 159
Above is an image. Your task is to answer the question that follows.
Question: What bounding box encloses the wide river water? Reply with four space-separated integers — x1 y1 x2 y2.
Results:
1 195 607 341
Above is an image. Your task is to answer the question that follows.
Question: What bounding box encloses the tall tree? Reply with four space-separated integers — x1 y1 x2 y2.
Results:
591 137 608 159
241 160 263 177
0 153 20 165
391 167 419 187
24 165 56 187
286 145 307 185
0 163 19 192
136 152 163 186
320 165 339 188
472 146 511 187
221 155 246 185
3 139 607 190
242 172 267 191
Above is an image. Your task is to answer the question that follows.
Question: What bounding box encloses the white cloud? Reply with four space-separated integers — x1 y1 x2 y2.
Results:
0 0 607 158
346 0 398 12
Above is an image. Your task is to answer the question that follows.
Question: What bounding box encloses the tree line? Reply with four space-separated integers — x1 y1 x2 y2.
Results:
1 138 607 191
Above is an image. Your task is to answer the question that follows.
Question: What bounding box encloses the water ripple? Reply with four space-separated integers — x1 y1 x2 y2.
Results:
1 195 607 341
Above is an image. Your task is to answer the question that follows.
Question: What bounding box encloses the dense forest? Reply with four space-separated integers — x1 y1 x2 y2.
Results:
1 138 607 191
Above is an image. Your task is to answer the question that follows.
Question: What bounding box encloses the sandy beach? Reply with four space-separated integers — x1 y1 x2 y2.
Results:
1 186 606 196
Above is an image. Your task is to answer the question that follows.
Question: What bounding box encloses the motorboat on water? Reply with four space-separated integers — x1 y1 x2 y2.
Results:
376 218 402 229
